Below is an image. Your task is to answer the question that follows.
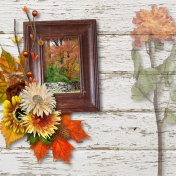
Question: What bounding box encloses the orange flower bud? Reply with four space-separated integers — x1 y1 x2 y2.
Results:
30 34 34 39
29 77 33 83
25 81 29 86
30 52 35 61
32 10 38 17
27 71 32 77
22 6 27 12
23 51 28 57
35 54 39 60
32 78 36 82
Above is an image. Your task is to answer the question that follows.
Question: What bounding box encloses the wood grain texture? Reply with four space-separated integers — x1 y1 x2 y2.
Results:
0 0 176 175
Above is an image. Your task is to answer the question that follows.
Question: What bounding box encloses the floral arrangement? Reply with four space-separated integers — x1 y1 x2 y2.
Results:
0 6 89 163
131 6 176 176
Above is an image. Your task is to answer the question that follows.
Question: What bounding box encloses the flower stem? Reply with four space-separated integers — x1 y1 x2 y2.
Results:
148 39 163 176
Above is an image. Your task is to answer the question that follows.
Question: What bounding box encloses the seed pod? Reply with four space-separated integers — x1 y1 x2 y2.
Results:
32 10 38 17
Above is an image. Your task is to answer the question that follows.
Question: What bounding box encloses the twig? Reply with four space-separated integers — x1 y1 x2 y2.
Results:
14 19 28 82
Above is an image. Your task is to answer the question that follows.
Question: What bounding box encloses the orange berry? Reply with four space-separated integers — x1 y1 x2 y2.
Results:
27 71 32 77
23 51 28 57
32 10 38 17
30 34 34 39
22 6 27 12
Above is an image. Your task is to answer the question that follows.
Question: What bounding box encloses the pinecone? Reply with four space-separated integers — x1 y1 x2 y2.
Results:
56 123 70 139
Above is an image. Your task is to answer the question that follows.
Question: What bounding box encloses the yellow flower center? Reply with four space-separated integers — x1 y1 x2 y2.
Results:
13 107 26 122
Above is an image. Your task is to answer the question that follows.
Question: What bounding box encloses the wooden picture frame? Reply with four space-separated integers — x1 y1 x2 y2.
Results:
23 20 99 113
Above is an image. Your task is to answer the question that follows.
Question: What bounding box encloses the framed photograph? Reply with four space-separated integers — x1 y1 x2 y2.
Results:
23 20 99 113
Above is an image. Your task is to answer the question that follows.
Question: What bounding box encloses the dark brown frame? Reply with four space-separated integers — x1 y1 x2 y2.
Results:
23 20 99 113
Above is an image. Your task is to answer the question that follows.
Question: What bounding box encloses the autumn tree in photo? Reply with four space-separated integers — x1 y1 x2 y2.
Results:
43 38 80 83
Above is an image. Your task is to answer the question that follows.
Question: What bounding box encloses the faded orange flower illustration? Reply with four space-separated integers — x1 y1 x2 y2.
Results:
131 5 176 47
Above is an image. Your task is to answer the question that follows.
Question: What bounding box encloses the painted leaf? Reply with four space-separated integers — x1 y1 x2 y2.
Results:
131 83 145 100
1 121 24 148
0 48 16 72
50 135 73 163
170 85 176 101
136 68 158 94
163 108 176 124
61 114 90 142
30 140 49 163
156 43 176 87
0 71 7 102
157 78 163 95
131 44 143 79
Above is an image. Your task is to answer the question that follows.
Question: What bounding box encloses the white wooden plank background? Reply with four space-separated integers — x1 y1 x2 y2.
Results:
1 0 176 175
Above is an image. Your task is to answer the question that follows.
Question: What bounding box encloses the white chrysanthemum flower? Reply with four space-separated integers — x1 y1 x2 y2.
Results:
20 83 56 117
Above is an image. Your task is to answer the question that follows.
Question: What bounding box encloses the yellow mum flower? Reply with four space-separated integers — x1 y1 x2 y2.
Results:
2 96 26 133
11 36 21 43
22 111 61 139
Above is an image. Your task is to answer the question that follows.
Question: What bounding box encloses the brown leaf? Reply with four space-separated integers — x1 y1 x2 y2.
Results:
0 48 16 72
30 140 49 163
50 135 73 163
1 121 24 148
61 114 90 142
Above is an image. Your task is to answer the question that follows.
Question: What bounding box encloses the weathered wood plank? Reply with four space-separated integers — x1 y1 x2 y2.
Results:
0 34 174 74
0 112 176 149
0 149 176 175
0 0 176 34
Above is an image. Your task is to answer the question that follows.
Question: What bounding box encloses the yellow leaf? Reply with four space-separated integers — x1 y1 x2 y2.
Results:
1 121 24 148
0 48 16 72
17 51 25 72
11 36 21 43
0 71 7 102
16 57 20 65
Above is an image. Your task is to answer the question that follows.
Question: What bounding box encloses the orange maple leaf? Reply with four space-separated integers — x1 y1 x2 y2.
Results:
30 140 49 163
50 135 73 163
61 114 90 142
1 121 24 148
